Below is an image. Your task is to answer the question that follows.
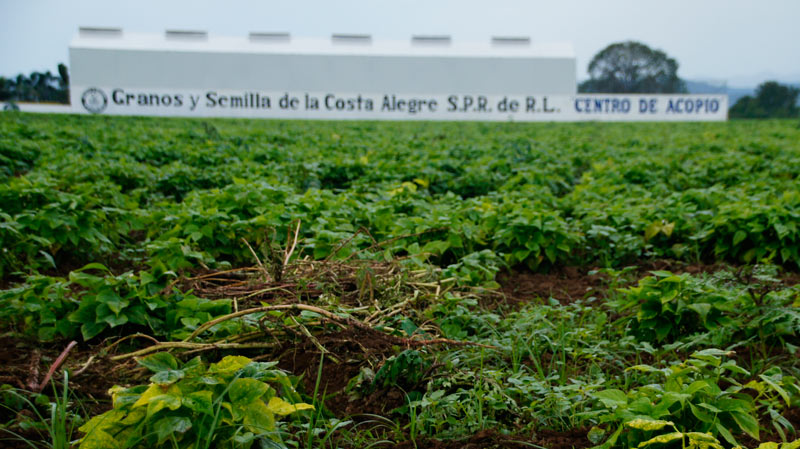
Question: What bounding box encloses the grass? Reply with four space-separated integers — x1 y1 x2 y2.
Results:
0 371 77 449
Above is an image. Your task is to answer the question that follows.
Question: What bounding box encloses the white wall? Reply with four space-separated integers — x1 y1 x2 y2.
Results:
69 33 576 95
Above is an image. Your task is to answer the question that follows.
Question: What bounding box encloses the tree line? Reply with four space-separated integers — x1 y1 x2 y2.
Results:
0 63 70 104
578 41 798 119
728 82 799 119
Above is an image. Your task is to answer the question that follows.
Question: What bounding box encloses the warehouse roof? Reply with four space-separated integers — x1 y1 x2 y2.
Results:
71 28 575 59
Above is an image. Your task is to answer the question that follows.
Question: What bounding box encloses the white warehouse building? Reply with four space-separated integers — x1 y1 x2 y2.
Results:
67 28 725 121
69 28 577 119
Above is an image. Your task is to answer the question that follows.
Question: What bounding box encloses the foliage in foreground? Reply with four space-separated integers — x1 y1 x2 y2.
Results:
79 354 312 449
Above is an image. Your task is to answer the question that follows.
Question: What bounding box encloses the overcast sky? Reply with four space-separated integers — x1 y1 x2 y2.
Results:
2 0 799 87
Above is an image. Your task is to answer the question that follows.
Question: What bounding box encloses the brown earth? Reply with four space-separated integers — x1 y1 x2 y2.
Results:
389 428 591 449
275 327 407 416
497 266 606 306
0 335 134 449
497 260 800 307
0 335 134 411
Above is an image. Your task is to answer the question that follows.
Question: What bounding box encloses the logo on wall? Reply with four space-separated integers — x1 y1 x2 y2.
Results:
81 88 108 114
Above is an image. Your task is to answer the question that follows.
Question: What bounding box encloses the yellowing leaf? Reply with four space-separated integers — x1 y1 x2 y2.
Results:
401 182 417 192
685 432 722 443
209 356 252 376
754 443 780 449
662 221 675 237
645 222 661 241
108 385 126 406
626 418 675 431
78 409 125 435
78 428 118 449
133 383 180 408
146 393 182 418
686 432 725 449
266 396 314 416
183 390 214 415
132 384 162 408
749 442 800 449
220 402 235 425
243 400 276 433
587 426 606 445
780 440 800 449
637 432 683 447
228 378 268 405
120 408 146 426
626 364 660 373
742 380 765 394
784 440 800 449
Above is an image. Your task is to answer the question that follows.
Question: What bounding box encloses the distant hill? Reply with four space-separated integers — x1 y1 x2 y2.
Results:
686 80 800 107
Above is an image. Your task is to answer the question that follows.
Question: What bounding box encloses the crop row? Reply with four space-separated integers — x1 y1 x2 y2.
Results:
2 116 799 282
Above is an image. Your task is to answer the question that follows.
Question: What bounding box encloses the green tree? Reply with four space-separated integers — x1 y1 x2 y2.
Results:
579 41 687 94
729 81 799 118
57 63 70 103
0 77 11 101
0 64 70 104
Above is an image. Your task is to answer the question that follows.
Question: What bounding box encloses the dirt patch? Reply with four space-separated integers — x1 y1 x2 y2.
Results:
497 266 606 306
0 336 133 414
0 336 134 448
342 387 409 417
636 259 734 276
0 428 47 449
782 271 800 286
275 327 403 416
0 336 30 390
0 274 23 290
497 260 800 307
71 356 138 407
0 336 86 393
532 428 592 449
389 428 590 449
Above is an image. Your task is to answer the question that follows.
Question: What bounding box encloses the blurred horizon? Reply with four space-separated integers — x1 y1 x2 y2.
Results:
2 0 800 90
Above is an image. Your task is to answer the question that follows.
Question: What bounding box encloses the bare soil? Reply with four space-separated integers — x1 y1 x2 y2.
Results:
0 335 133 412
390 428 591 449
497 266 606 306
497 260 800 306
275 327 405 416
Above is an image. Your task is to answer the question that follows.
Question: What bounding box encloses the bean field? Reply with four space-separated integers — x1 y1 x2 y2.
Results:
1 113 799 448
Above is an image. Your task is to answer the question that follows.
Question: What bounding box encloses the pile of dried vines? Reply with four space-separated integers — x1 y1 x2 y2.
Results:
100 222 497 367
